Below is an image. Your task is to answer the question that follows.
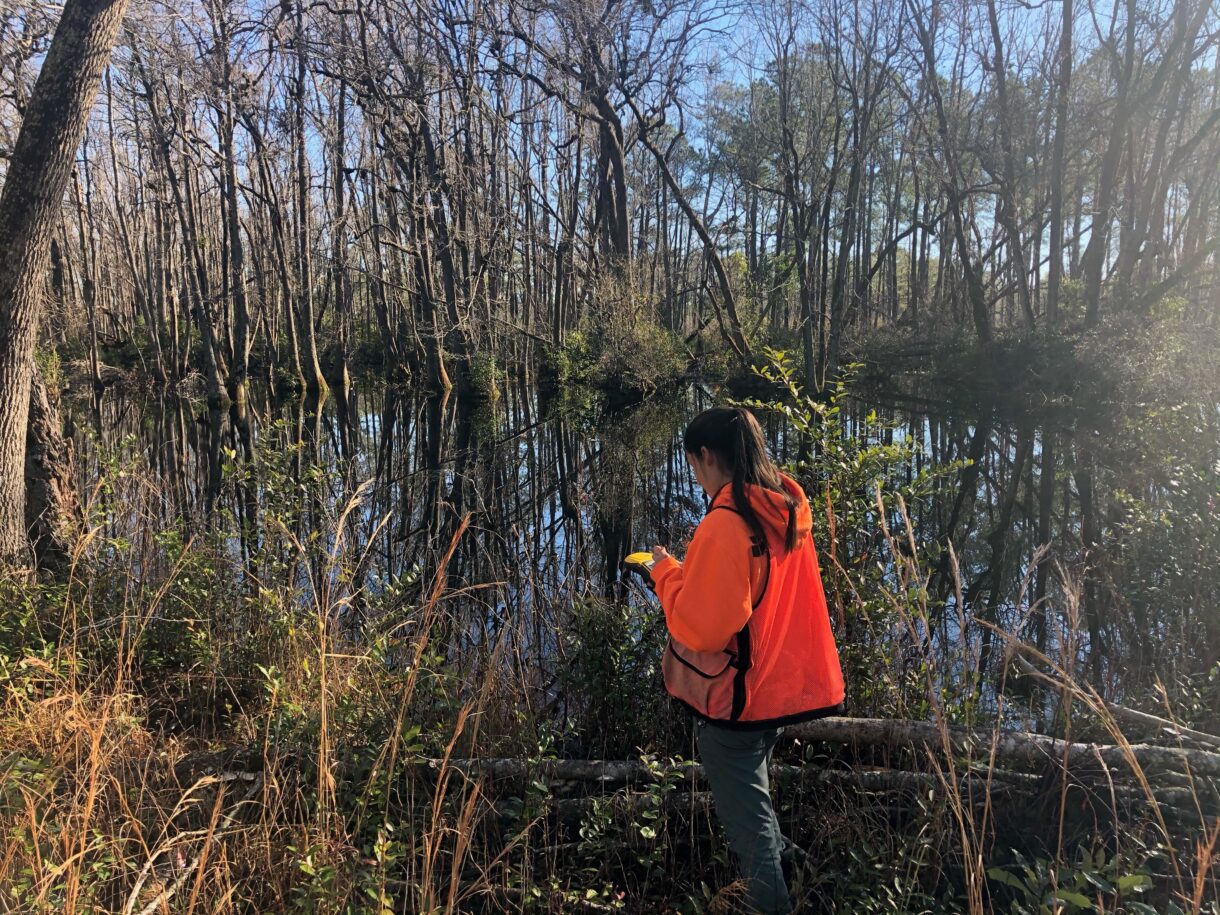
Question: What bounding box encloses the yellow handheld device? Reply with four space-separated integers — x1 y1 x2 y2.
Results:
623 551 655 572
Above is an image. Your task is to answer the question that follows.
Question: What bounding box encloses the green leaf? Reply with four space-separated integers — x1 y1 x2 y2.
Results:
1052 889 1094 909
1081 871 1115 894
1116 874 1152 892
987 868 1028 891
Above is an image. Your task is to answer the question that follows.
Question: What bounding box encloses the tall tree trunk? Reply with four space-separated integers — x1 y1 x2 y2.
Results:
214 1 250 406
1046 0 1073 326
1074 444 1105 688
827 134 865 380
243 111 306 389
794 208 817 392
1081 0 1137 329
0 0 130 566
912 3 993 346
294 2 327 394
591 90 630 271
628 100 751 362
330 79 351 390
1032 430 1056 650
985 0 1035 331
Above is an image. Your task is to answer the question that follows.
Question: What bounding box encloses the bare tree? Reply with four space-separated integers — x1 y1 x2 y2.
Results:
7 0 1216 421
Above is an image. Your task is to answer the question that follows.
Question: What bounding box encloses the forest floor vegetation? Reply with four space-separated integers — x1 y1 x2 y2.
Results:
2 344 1218 913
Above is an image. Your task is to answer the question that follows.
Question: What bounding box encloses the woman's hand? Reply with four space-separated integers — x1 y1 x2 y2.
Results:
651 545 671 565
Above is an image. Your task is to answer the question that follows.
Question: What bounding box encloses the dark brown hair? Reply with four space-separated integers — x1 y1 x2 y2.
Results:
683 407 799 553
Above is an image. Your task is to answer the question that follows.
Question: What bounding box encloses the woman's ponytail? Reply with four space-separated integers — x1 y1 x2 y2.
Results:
684 406 800 554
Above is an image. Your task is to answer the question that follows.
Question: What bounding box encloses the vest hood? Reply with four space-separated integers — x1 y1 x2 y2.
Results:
712 473 812 556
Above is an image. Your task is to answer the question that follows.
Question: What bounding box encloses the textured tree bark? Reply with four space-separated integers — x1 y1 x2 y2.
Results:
0 0 130 566
592 91 631 270
25 371 82 572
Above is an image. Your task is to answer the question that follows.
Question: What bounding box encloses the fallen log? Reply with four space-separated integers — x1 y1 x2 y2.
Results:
521 769 1028 827
431 756 681 785
1011 654 1220 752
787 717 1220 779
425 717 1220 791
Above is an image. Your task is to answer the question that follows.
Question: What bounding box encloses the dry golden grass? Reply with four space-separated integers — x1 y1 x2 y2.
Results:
1 478 1216 913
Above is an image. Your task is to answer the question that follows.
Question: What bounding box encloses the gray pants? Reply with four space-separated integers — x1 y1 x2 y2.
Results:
696 719 791 914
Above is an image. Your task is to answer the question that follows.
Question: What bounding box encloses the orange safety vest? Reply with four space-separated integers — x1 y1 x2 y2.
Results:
650 475 845 728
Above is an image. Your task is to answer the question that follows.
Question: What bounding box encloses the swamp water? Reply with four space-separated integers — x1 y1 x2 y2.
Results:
61 374 1220 752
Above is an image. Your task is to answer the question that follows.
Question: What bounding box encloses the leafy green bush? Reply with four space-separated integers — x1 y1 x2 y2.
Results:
465 350 502 401
554 595 678 757
543 328 595 386
590 315 684 396
741 349 966 719
987 847 1156 915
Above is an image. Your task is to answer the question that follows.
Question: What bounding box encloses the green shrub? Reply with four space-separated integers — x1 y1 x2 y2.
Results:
740 349 967 719
543 329 595 386
589 315 684 396
465 351 502 401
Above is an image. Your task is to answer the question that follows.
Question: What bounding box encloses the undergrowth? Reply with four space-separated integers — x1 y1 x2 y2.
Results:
1 354 1217 913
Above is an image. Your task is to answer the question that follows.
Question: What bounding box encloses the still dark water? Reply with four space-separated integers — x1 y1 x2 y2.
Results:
60 374 1220 717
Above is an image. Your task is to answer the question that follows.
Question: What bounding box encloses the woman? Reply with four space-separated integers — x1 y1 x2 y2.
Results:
648 406 845 914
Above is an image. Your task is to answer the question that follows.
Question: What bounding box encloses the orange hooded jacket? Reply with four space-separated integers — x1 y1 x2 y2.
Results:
650 474 845 728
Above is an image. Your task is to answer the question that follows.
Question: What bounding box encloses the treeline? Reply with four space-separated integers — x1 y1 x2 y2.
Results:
2 0 1218 406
